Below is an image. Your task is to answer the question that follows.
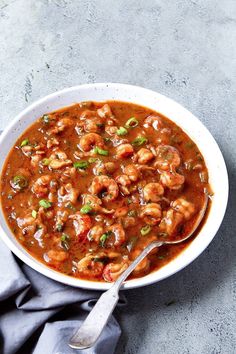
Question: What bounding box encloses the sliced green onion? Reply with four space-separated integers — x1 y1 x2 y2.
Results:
42 114 50 124
56 223 63 232
61 233 70 242
60 233 70 250
157 232 168 238
88 157 100 163
93 147 109 156
32 210 37 218
125 117 139 128
132 136 148 146
128 210 137 217
66 202 76 211
39 199 52 209
11 175 28 190
7 194 13 200
80 204 93 214
41 158 50 166
158 255 166 260
140 225 151 236
117 126 128 136
100 232 111 247
74 161 89 170
21 139 29 147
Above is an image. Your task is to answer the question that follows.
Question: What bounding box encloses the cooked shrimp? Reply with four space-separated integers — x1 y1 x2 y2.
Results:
76 254 104 277
58 183 79 204
89 175 119 202
123 164 140 182
143 183 164 202
69 212 92 239
93 161 116 176
160 171 185 190
122 216 137 229
79 133 104 152
87 225 104 242
47 250 69 262
155 145 181 171
130 249 150 275
116 175 131 195
49 118 73 134
107 223 126 246
143 115 163 130
103 260 129 282
105 125 117 136
140 203 162 225
171 198 195 220
97 104 114 119
32 175 55 198
31 155 42 168
47 137 59 149
82 194 114 214
135 148 154 164
49 148 72 169
159 209 184 235
113 206 129 218
116 144 134 159
55 210 69 230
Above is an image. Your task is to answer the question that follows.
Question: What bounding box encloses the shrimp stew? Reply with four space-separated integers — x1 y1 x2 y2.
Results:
0 101 211 282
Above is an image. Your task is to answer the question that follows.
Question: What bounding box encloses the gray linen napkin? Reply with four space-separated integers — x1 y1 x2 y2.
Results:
0 239 126 354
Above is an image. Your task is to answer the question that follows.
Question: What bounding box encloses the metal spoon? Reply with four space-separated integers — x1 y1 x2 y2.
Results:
69 196 208 350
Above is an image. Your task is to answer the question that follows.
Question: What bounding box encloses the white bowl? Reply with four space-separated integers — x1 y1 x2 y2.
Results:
0 83 228 290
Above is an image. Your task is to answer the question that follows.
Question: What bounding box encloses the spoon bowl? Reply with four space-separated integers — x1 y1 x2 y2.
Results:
69 195 209 350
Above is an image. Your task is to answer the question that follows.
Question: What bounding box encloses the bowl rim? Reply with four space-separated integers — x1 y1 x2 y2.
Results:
0 83 229 290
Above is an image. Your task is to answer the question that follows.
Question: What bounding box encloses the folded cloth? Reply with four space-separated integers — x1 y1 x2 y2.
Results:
0 240 126 354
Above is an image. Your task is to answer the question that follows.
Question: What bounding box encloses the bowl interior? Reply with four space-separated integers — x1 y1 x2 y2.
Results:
0 83 228 290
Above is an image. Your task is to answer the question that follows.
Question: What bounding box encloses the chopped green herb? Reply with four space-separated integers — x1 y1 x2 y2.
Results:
157 232 168 238
125 117 139 128
100 231 112 247
93 147 109 156
66 203 76 211
140 225 151 236
39 199 52 209
11 175 28 191
80 204 93 214
41 158 50 166
128 210 137 217
132 136 148 146
74 161 89 170
157 255 166 260
88 157 100 163
117 126 128 136
56 223 63 232
127 198 132 205
60 233 70 251
21 139 29 147
104 137 111 143
31 210 37 218
61 233 70 242
42 114 50 124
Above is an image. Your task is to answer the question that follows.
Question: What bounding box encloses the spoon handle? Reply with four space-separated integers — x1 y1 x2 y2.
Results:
68 240 163 350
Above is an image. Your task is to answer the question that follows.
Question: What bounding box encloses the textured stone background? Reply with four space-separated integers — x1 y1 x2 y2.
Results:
0 1 236 353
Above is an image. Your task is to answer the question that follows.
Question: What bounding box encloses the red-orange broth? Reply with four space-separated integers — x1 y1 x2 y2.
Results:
0 101 211 282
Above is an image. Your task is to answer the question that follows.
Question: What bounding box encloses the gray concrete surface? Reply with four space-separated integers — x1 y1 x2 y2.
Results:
0 0 236 353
